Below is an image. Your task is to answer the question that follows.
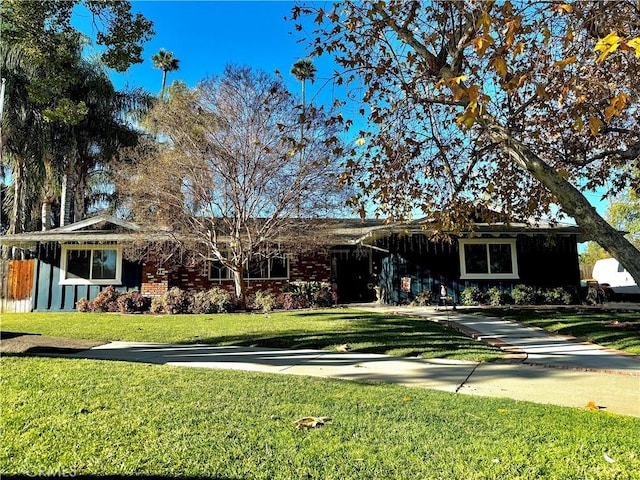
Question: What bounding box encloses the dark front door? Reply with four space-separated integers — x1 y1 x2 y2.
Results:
331 249 376 303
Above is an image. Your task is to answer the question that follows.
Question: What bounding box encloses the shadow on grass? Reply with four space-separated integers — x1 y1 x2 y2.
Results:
0 331 41 340
187 315 502 360
198 330 495 358
0 312 502 362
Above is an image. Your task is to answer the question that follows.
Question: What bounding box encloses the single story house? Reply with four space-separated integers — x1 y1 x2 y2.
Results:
0 213 582 311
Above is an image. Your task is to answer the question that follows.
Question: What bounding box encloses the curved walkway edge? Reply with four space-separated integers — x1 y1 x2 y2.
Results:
61 332 640 417
352 304 640 417
353 304 640 375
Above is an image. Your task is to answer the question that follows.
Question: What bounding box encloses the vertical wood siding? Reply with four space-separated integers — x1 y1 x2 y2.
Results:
378 234 580 304
32 253 142 311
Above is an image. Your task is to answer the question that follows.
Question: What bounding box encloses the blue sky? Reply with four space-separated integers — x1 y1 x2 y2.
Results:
75 0 608 225
80 1 340 109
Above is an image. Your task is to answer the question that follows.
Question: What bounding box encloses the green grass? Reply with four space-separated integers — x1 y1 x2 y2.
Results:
466 307 640 355
2 356 639 479
1 309 503 362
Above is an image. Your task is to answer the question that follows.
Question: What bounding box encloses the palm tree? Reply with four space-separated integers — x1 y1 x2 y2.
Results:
1 36 152 234
290 58 316 121
152 49 180 101
290 59 316 217
1 43 48 234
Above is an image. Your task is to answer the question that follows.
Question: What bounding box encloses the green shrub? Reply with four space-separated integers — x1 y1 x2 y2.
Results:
411 290 434 306
252 290 279 312
150 296 165 314
283 281 332 308
541 287 574 305
511 284 536 305
117 291 152 313
276 292 311 310
460 286 486 306
486 287 511 306
312 287 333 307
192 287 234 314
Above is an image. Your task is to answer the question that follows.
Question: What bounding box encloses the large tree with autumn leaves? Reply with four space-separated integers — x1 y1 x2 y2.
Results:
293 1 640 285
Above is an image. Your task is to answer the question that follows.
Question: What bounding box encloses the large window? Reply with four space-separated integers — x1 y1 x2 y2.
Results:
459 239 519 280
209 255 289 281
209 257 230 281
60 245 122 285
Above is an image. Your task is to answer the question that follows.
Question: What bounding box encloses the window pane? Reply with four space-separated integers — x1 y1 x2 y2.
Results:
92 249 117 280
210 260 229 280
464 244 488 274
270 257 288 278
66 250 91 280
245 258 268 279
489 244 513 274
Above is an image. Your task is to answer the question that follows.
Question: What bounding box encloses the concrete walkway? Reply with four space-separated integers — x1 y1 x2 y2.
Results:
65 306 640 417
357 304 640 374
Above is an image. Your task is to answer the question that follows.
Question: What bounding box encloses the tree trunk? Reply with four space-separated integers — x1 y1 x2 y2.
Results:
487 122 640 287
160 71 167 101
9 160 25 235
73 162 87 222
59 172 71 227
40 157 55 231
41 199 52 231
231 266 248 310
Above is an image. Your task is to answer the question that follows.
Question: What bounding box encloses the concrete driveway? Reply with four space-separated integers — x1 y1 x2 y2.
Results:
65 336 640 417
8 304 636 417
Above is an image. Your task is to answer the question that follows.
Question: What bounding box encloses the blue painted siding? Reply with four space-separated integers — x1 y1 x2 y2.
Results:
378 234 580 305
31 244 142 311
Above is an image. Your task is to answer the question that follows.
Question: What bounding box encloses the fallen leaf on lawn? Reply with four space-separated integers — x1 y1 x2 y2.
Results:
403 396 411 402
336 344 351 352
586 401 600 411
295 416 331 429
604 454 615 463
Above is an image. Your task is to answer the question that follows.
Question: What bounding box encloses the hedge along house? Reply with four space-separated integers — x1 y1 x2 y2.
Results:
0 214 582 311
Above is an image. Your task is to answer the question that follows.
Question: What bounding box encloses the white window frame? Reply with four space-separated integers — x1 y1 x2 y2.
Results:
459 239 519 280
245 256 290 280
60 245 123 285
208 256 231 282
208 254 290 281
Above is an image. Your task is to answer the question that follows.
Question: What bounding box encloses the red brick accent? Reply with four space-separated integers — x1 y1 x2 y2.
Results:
290 251 331 283
141 262 169 297
141 252 332 297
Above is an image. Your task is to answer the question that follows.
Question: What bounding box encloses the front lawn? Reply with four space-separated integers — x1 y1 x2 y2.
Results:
2 356 638 479
0 309 502 362
467 307 640 355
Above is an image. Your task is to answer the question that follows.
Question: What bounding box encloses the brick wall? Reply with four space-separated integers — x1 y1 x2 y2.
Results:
170 262 211 292
140 262 169 297
290 251 332 282
141 251 332 297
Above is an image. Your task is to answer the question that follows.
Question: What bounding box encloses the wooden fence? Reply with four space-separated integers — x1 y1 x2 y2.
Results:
0 259 35 313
